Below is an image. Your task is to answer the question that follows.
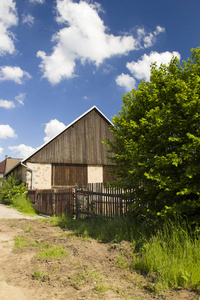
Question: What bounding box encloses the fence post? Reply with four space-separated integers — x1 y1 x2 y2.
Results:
52 189 56 216
75 185 79 219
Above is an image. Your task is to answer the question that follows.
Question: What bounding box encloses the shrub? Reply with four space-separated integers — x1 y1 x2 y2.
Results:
0 173 27 204
0 173 36 215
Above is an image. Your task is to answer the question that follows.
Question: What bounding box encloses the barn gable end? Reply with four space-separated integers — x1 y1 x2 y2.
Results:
27 108 113 165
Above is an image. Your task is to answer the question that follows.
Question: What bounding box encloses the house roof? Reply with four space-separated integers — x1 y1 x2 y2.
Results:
5 158 21 173
5 106 113 175
0 159 6 173
0 157 21 175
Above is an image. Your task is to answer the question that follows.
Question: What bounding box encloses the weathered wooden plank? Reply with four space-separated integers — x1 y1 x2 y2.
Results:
28 109 114 165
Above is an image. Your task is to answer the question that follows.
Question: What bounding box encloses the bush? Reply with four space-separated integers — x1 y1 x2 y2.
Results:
0 173 27 204
0 173 36 215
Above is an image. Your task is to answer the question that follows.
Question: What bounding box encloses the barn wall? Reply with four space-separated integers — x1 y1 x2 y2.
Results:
26 162 51 190
28 109 113 165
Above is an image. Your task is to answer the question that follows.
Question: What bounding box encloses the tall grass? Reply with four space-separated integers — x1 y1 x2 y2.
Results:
132 220 200 291
11 195 37 215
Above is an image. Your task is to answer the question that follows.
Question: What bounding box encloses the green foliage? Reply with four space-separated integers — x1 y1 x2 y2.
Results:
0 173 36 215
132 221 200 291
0 173 27 204
105 47 200 223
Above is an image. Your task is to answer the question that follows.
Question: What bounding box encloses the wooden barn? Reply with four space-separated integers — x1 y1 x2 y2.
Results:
6 106 114 189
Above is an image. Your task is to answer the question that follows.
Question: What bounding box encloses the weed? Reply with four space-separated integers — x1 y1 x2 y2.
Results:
14 235 42 248
21 225 33 233
116 253 129 269
93 283 110 293
90 270 104 282
36 245 68 259
32 269 43 280
70 271 88 286
14 236 28 248
32 269 49 282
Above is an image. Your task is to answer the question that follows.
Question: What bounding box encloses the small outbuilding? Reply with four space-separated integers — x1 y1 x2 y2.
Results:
6 106 114 189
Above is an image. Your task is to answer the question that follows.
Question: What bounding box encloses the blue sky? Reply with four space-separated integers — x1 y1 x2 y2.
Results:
0 0 199 161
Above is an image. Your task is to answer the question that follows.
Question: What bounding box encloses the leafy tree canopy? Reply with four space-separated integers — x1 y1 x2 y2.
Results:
106 47 200 223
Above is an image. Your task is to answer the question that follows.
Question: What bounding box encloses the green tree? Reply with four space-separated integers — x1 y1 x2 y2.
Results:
106 48 200 222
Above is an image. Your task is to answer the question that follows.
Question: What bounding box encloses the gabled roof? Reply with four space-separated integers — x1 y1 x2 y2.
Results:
5 106 113 175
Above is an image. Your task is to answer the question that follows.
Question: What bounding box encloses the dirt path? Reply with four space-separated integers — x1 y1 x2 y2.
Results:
0 204 199 300
0 204 44 299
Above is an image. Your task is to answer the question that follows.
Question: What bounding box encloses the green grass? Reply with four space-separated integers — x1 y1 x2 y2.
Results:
11 196 37 215
116 253 130 269
36 245 68 259
52 214 135 242
14 235 41 248
93 283 110 294
132 221 200 292
32 269 49 282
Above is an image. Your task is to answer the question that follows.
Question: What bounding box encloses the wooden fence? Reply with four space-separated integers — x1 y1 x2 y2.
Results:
28 183 135 219
75 183 134 219
28 188 75 217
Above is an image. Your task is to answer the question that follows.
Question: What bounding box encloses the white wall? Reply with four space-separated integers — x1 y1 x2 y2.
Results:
26 162 51 189
87 165 103 183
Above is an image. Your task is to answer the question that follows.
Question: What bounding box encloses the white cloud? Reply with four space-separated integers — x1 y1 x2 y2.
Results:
8 144 35 158
116 73 136 92
0 99 15 109
29 0 45 3
44 119 66 143
127 51 181 82
135 26 165 49
22 14 34 26
143 26 165 48
38 0 156 84
0 66 31 84
0 147 3 156
0 125 17 139
0 0 18 56
15 93 25 105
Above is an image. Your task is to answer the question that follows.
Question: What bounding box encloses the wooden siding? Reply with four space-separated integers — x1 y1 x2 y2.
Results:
52 164 87 186
27 109 113 165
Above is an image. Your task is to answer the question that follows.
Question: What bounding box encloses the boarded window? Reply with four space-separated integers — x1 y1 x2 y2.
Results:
52 164 87 186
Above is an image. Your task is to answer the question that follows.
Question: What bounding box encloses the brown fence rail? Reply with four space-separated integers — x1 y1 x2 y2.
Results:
28 188 75 217
28 183 135 219
75 183 134 219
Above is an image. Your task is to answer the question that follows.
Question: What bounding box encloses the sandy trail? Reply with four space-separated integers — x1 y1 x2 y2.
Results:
0 204 43 300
